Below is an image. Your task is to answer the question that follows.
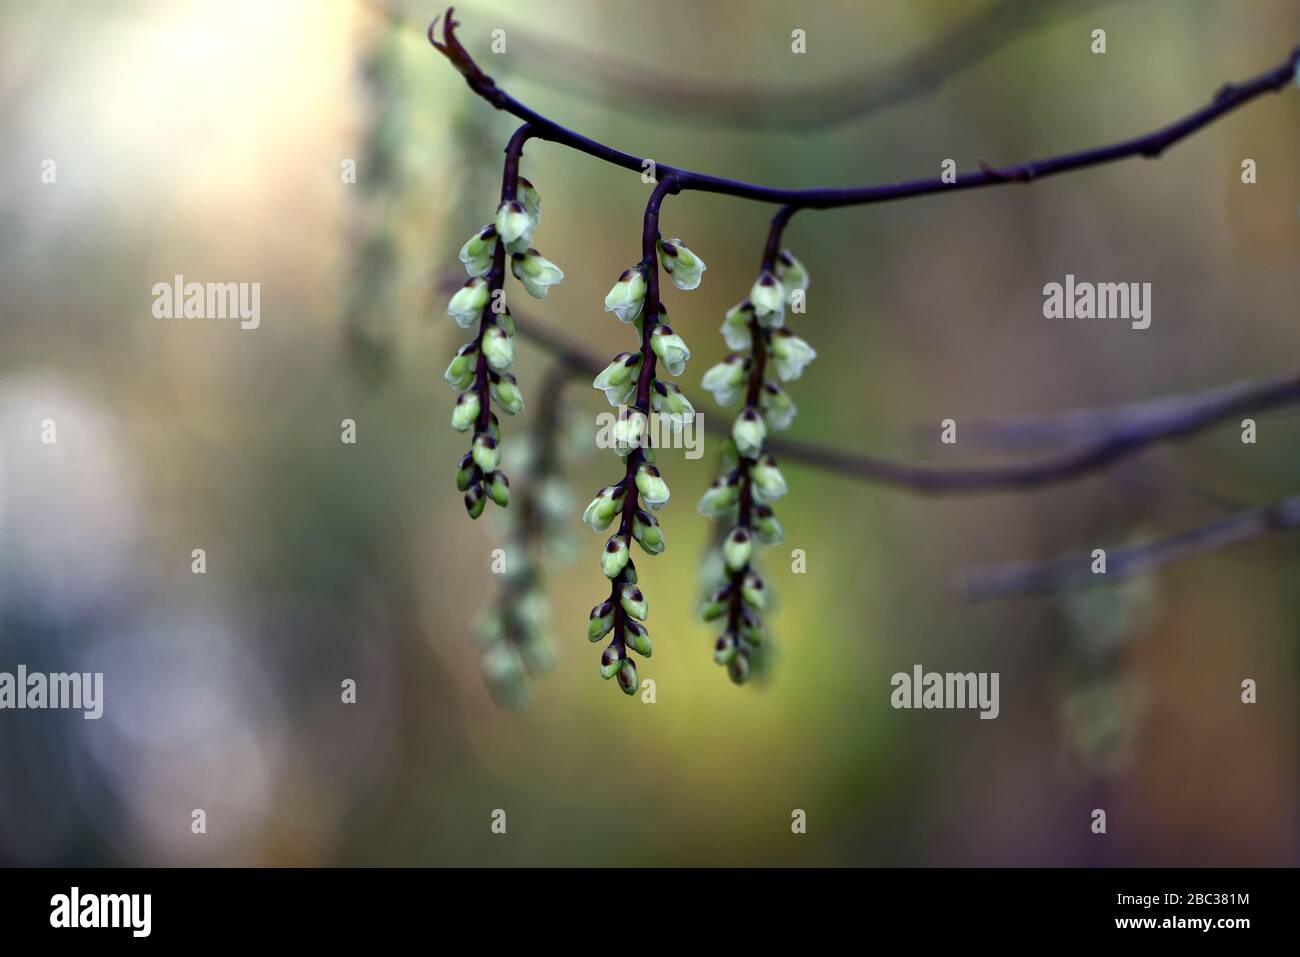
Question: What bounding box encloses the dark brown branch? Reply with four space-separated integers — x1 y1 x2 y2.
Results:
947 375 1300 453
763 373 1300 493
430 8 1300 212
961 494 1300 600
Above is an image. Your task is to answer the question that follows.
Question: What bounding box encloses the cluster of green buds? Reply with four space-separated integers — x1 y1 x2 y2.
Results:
446 176 563 519
698 248 815 684
584 238 705 695
475 541 556 710
473 415 583 710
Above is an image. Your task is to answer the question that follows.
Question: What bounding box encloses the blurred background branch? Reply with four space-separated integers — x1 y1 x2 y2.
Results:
962 493 1300 598
362 0 1116 131
486 291 1300 496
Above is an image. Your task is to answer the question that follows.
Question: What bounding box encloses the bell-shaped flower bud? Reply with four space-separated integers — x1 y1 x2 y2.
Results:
451 391 480 432
486 471 510 507
713 631 738 665
489 372 525 414
701 587 730 622
603 266 647 324
727 651 752 685
749 271 785 326
601 535 630 579
624 620 653 657
697 476 739 519
511 249 564 299
650 324 691 376
657 237 706 290
600 642 624 679
760 381 797 430
620 584 649 621
721 300 755 351
495 199 534 253
739 609 763 643
448 277 489 328
588 599 615 641
516 176 542 227
769 329 817 382
456 452 478 492
612 411 649 457
458 224 497 278
775 248 809 301
464 480 487 520
752 503 785 545
701 354 748 407
481 325 514 372
731 406 766 460
583 484 624 532
635 462 670 508
472 433 500 473
741 571 766 610
751 455 788 502
650 380 696 432
631 509 665 555
617 657 639 695
592 352 641 407
445 343 478 391
723 526 753 573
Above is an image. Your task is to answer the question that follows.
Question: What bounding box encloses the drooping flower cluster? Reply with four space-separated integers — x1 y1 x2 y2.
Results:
582 238 705 695
699 249 816 683
474 403 585 709
446 176 563 518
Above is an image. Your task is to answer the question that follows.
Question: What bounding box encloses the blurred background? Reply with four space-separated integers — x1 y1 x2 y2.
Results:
0 0 1297 866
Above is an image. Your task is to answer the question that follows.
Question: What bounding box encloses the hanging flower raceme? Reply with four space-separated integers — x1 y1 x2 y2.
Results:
699 247 815 684
445 174 563 519
584 237 703 696
473 398 587 710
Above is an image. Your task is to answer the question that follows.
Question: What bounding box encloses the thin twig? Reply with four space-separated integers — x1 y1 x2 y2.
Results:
949 376 1300 453
961 494 1300 599
501 306 1300 494
430 8 1300 212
